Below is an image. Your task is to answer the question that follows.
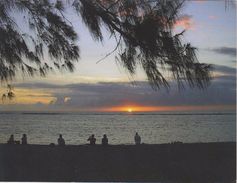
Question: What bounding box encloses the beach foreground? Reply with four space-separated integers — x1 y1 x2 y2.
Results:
0 142 235 182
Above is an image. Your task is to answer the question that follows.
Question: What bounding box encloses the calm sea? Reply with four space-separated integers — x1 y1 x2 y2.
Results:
0 112 235 145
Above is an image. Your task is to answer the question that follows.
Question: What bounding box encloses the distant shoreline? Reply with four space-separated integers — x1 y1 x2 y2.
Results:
0 142 235 182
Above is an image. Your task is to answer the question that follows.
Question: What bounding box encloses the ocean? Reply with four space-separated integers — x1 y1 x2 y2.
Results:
0 112 235 145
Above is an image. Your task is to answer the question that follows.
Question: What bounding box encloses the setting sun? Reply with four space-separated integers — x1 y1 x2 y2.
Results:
127 108 133 113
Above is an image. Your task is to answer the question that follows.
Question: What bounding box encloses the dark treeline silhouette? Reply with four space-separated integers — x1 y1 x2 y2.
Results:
0 0 211 90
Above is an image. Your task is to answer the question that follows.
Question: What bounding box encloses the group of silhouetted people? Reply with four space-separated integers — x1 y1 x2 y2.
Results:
87 134 108 145
7 132 142 146
57 134 109 146
57 133 140 146
7 134 27 145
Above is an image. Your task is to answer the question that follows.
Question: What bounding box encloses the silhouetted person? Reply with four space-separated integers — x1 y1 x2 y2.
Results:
134 132 141 145
102 134 108 145
21 134 27 145
88 134 96 145
58 134 65 146
7 134 14 144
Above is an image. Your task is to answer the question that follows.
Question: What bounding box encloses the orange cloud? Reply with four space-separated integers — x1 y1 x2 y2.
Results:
175 15 194 30
0 88 55 105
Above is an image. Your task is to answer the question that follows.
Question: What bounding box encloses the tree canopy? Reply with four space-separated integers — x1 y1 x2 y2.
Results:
0 0 211 89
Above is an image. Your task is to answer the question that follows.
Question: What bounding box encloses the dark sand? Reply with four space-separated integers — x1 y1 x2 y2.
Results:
0 142 235 182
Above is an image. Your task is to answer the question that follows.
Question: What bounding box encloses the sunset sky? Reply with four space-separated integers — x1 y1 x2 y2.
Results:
0 0 236 112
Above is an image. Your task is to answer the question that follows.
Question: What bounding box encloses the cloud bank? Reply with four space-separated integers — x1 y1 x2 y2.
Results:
4 65 234 112
209 47 236 57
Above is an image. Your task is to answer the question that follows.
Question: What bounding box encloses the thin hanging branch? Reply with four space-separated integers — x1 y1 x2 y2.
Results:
96 34 122 64
0 0 212 90
73 0 212 89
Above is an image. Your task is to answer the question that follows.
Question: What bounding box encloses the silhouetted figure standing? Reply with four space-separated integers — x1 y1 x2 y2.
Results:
134 132 141 145
58 134 65 146
21 134 27 145
102 134 108 145
88 134 96 145
7 134 14 144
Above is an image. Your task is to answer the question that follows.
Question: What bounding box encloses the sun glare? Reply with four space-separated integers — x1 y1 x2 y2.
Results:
127 108 133 113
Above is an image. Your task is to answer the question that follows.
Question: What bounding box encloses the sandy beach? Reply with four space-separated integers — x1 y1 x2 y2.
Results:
0 142 235 182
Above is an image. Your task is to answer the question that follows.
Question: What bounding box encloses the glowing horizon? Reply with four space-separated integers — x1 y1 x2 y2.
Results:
0 82 235 113
98 104 236 112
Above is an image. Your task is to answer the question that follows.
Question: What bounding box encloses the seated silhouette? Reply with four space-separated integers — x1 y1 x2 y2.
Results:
7 134 15 144
102 134 108 145
87 134 96 145
21 134 27 145
49 143 55 147
58 134 65 146
134 132 141 145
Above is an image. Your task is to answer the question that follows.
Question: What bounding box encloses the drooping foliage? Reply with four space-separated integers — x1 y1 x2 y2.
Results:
0 0 212 89
2 84 15 103
0 0 79 81
73 0 212 89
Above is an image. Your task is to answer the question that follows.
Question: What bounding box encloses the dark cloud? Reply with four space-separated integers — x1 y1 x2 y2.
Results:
49 78 236 108
213 64 236 76
15 82 62 89
14 65 236 111
209 47 236 57
10 65 236 110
